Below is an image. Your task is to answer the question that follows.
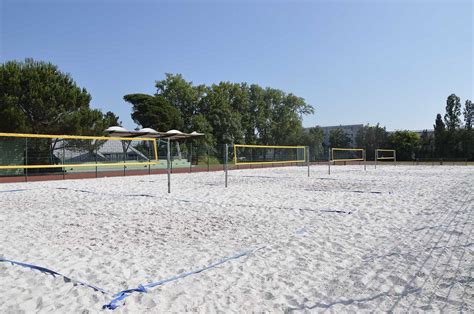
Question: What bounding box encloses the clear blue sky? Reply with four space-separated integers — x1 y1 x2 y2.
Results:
1 0 472 131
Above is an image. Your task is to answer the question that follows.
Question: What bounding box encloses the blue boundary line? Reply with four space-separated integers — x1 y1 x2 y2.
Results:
103 246 265 309
0 258 110 294
1 246 265 310
0 189 29 193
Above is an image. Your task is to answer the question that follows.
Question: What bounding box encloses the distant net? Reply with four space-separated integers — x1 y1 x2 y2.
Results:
376 149 396 160
375 149 396 168
330 148 365 162
0 133 158 175
233 144 306 165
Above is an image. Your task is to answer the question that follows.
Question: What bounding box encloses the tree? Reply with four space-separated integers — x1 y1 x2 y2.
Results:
124 93 183 131
388 130 420 161
329 128 351 148
155 73 206 133
300 127 324 161
444 94 461 131
433 113 446 157
463 99 473 130
355 123 388 160
129 74 314 148
200 82 244 145
62 108 120 155
0 59 93 134
418 129 435 159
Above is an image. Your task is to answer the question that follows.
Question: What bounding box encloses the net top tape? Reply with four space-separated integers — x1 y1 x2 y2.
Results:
0 132 157 142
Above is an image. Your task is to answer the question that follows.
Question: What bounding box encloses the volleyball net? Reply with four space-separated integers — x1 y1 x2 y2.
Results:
233 144 307 165
330 148 365 162
0 133 158 176
375 149 396 168
328 148 366 174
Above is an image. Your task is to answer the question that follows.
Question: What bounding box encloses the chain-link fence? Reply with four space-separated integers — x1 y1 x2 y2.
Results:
1 138 473 183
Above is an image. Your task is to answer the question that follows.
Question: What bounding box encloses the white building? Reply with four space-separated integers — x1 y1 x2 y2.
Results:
317 124 364 147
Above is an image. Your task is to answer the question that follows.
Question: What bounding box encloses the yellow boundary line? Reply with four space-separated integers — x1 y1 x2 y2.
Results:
377 157 396 160
0 161 159 170
376 149 396 152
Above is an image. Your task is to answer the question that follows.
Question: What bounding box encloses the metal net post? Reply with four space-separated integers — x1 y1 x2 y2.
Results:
363 149 367 171
148 142 151 175
167 139 171 193
307 146 310 177
328 147 331 175
375 149 377 169
62 140 65 179
224 144 228 188
189 142 193 173
25 138 28 182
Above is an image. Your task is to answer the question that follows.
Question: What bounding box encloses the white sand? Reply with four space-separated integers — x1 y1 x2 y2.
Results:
0 165 472 312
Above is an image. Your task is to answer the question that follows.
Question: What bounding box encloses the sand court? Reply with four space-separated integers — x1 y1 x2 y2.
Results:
0 165 472 312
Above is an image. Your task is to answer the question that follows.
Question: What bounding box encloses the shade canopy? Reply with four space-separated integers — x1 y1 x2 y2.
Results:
104 126 204 140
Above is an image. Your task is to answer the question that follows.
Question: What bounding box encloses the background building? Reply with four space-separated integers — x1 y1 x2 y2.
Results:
318 124 363 147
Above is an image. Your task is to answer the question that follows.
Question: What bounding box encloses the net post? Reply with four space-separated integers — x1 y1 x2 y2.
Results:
167 138 171 193
328 147 331 175
62 139 65 180
224 144 228 188
122 141 126 177
394 150 397 166
148 142 151 175
25 137 28 182
207 147 210 172
189 142 193 173
363 149 367 171
95 145 98 178
307 146 310 177
375 149 377 169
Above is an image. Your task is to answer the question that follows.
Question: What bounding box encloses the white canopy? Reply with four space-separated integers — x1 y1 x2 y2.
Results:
104 126 204 140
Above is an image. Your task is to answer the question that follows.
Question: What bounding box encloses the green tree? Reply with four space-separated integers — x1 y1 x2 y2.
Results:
433 113 446 157
155 73 206 133
355 123 388 160
463 99 473 130
123 93 183 131
0 59 93 134
200 82 244 145
300 127 324 161
388 130 420 161
418 129 435 158
329 128 351 148
444 94 461 131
